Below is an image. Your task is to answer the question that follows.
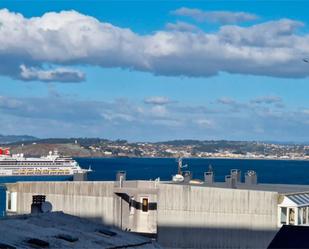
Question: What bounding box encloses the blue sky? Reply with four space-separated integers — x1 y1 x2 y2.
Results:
1 0 309 142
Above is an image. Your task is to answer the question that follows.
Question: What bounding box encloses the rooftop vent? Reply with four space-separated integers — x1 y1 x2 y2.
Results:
96 228 117 237
245 170 257 185
56 234 79 243
116 171 126 188
26 238 49 248
183 171 192 183
116 171 126 181
230 169 241 183
31 195 52 214
225 175 237 189
73 172 88 181
204 171 214 184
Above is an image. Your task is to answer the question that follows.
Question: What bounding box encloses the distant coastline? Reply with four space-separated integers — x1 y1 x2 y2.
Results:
74 156 309 162
3 138 309 162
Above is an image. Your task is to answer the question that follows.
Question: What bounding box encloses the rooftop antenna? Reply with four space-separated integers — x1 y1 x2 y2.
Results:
177 157 188 175
208 164 213 172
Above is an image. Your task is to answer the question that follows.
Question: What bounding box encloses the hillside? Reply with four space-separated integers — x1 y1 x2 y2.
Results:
0 135 37 144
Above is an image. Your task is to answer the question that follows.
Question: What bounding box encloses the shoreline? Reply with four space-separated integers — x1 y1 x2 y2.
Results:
74 156 309 161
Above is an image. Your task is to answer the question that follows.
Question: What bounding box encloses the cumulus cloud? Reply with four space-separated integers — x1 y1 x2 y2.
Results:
217 97 237 105
144 96 173 105
0 96 23 109
216 97 249 112
2 93 309 141
217 96 286 113
20 65 85 82
250 96 282 105
149 105 168 117
195 119 214 128
0 8 309 82
165 21 200 32
171 7 258 24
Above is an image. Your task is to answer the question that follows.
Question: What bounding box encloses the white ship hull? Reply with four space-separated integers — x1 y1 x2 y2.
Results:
0 150 89 177
0 167 79 177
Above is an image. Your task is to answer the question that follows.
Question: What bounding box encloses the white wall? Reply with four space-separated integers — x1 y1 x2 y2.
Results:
157 184 279 249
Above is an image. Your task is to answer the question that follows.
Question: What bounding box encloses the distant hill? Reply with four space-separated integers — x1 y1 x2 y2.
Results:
1 137 308 158
0 134 38 145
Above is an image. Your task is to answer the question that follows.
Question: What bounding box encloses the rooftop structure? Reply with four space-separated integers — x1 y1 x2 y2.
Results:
0 211 161 249
5 169 309 249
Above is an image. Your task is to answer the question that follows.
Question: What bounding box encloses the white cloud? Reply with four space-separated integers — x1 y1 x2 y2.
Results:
144 96 173 105
165 21 200 32
0 9 309 81
250 96 282 104
20 65 85 82
195 119 214 128
171 7 258 24
0 96 23 109
302 109 309 115
2 93 309 141
150 105 168 117
217 97 237 105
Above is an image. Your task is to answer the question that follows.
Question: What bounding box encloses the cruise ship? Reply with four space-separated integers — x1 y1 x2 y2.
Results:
0 148 89 177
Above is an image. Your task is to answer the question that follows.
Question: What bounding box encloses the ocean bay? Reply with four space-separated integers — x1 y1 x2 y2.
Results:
80 157 309 184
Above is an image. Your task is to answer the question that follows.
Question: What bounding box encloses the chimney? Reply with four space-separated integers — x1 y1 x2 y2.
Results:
245 170 257 185
225 175 236 188
204 171 214 184
31 195 52 214
183 171 192 183
73 172 88 181
230 169 241 183
116 171 126 188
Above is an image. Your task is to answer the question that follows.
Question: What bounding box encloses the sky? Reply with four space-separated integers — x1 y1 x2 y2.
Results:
1 0 309 142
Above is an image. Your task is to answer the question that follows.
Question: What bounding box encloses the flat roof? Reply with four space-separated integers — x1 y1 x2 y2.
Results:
0 212 161 249
168 181 309 194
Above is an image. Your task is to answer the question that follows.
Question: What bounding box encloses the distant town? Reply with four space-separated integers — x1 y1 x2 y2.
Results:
1 135 309 160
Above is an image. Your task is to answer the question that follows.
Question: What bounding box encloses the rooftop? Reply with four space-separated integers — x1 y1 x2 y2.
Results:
0 212 161 249
170 181 309 194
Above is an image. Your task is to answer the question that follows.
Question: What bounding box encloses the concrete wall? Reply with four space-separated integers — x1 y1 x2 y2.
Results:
6 181 158 234
114 192 157 234
157 184 279 249
7 181 281 248
7 181 115 224
113 180 158 234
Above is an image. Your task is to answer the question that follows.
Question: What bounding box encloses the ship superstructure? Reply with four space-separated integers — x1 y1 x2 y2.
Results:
0 149 88 177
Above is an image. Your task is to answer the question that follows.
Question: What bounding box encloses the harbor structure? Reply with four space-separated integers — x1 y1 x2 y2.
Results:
5 170 309 248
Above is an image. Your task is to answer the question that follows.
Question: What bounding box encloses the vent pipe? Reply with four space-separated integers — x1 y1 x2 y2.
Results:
183 171 192 183
204 171 214 184
31 195 52 214
230 169 241 183
116 171 126 188
245 170 257 185
225 175 237 188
